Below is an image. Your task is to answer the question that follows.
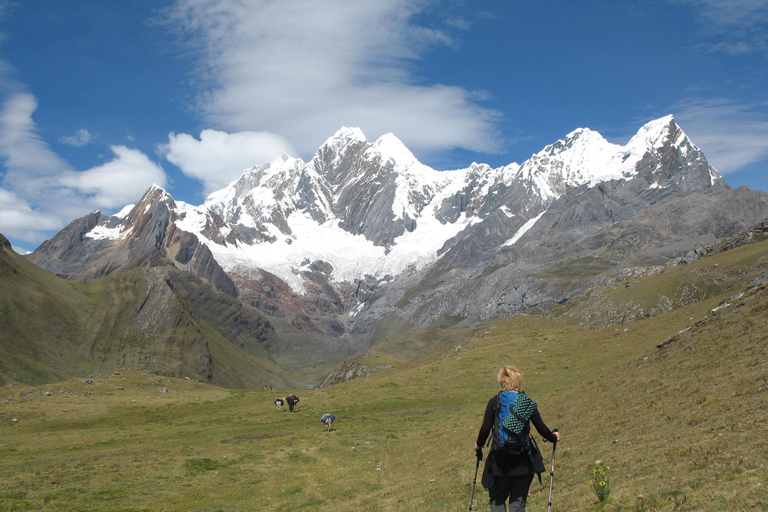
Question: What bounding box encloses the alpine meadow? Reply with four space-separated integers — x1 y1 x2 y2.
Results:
4 2 768 510
1 222 767 511
4 114 768 512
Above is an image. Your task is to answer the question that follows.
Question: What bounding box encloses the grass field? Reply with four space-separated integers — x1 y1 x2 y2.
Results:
1 242 767 511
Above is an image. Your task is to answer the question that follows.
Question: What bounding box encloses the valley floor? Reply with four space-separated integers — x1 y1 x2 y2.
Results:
2 242 767 511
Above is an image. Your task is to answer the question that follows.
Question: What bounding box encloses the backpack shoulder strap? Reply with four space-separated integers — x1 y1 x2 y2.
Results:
486 393 501 449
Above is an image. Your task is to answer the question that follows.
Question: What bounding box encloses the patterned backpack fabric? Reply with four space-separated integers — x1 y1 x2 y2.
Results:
493 391 538 455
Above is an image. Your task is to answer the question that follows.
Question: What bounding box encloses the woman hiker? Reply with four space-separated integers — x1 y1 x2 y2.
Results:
474 366 561 512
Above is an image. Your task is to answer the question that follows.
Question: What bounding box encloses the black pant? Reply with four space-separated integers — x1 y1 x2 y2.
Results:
488 473 534 512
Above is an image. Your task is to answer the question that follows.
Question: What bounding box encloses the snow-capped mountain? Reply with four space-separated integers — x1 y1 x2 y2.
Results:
26 115 768 379
128 115 721 293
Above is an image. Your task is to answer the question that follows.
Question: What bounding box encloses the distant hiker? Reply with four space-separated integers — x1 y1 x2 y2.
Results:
320 413 335 431
285 394 299 412
474 366 560 512
274 397 284 412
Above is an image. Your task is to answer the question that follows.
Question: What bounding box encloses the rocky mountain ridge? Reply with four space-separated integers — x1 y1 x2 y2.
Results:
24 115 768 383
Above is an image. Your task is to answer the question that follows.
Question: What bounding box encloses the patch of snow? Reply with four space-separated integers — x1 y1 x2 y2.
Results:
174 202 209 234
503 210 546 247
85 224 128 241
178 194 477 294
499 206 516 218
113 204 134 218
709 168 720 186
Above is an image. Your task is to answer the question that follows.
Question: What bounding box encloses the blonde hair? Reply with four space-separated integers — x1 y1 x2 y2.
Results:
498 366 523 391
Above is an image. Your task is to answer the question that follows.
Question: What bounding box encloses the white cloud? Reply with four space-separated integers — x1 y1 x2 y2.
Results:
0 187 63 242
160 129 295 194
674 0 768 54
165 0 502 159
0 91 167 243
682 0 768 30
58 128 94 147
0 92 72 197
673 98 768 173
59 146 167 209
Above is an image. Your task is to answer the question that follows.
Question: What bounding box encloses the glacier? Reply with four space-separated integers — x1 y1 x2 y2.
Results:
157 115 714 294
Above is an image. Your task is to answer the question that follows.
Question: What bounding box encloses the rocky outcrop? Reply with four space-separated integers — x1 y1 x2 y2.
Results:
317 356 393 388
28 186 237 297
708 216 768 255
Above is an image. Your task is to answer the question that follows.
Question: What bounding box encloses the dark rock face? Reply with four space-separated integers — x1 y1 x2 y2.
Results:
28 187 237 297
27 210 106 278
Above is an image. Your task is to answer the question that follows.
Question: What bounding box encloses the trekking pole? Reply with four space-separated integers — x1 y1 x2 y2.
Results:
547 429 558 512
468 449 482 511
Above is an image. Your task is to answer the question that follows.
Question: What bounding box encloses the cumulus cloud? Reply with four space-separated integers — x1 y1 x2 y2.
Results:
59 146 167 209
165 0 502 159
0 187 63 242
160 129 295 194
0 91 167 243
58 128 94 147
673 98 768 173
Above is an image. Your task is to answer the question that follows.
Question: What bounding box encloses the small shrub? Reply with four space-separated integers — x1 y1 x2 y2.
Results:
588 461 611 502
185 457 223 474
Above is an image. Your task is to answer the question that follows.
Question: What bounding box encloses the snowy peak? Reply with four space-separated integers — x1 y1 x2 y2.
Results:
98 116 724 295
328 126 367 144
316 127 368 162
632 114 677 148
515 115 721 198
367 132 421 169
183 116 723 290
123 183 176 225
557 126 609 153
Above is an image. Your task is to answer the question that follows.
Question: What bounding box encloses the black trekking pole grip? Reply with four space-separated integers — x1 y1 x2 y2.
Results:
550 429 558 475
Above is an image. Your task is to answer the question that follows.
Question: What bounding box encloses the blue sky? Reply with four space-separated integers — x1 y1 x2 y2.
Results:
1 0 767 253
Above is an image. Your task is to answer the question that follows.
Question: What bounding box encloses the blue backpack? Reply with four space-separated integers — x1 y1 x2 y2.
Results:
493 391 537 455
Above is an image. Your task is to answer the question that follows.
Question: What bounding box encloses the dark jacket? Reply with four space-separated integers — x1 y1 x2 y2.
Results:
476 394 557 485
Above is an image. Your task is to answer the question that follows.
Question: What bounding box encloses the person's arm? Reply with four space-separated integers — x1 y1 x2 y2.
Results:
530 409 560 443
474 397 496 450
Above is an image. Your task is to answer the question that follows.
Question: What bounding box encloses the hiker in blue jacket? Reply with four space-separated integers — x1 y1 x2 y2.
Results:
474 366 560 512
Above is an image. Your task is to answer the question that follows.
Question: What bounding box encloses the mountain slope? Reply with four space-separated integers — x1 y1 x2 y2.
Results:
1 233 290 388
1 239 766 511
24 116 768 382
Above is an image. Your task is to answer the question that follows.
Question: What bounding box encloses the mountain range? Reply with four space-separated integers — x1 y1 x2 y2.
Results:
10 115 768 386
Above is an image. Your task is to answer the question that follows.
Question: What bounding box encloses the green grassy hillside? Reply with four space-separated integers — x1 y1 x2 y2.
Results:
0 236 290 389
1 240 765 511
